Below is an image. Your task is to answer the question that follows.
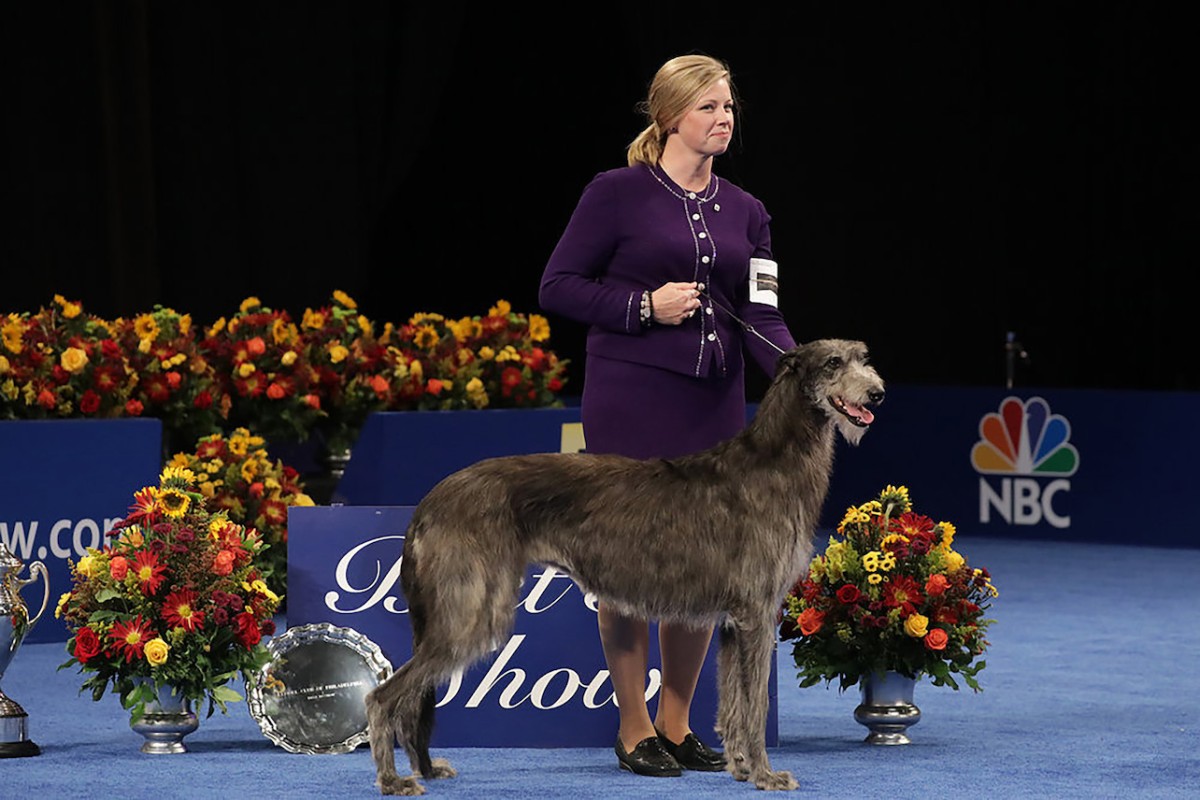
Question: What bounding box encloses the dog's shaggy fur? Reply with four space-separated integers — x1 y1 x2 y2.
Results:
365 339 885 794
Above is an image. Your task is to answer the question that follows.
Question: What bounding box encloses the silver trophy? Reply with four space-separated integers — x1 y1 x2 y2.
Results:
0 541 49 758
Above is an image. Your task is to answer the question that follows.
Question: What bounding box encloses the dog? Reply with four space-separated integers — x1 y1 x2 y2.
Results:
364 338 884 794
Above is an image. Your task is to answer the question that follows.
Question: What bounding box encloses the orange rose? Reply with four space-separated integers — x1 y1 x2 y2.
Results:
109 556 129 581
246 336 267 356
266 382 286 400
924 628 949 651
213 550 235 576
798 607 826 636
925 573 950 597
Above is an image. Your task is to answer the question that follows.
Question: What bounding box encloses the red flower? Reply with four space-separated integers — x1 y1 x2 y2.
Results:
109 615 154 662
234 611 262 647
882 574 925 616
73 627 102 663
125 398 144 416
266 382 286 400
78 390 101 414
141 373 172 404
162 588 205 632
132 550 167 595
836 584 861 604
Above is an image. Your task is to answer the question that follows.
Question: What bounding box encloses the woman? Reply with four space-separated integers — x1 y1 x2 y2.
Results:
539 53 797 777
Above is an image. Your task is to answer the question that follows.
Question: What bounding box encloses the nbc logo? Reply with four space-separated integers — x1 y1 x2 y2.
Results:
971 397 1079 529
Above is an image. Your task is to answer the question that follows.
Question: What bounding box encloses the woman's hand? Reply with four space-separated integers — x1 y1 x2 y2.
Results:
651 281 703 325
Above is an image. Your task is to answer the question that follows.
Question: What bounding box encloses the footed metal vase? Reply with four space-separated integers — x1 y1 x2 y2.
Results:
0 541 50 758
130 681 199 754
853 671 922 745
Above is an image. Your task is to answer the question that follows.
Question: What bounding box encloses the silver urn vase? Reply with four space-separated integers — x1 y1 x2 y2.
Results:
853 670 922 745
0 541 50 758
130 680 199 754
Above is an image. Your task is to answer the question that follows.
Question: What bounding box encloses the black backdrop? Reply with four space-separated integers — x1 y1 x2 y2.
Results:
4 3 1197 398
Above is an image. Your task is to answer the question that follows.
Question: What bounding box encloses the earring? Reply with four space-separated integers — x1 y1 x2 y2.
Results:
669 127 678 133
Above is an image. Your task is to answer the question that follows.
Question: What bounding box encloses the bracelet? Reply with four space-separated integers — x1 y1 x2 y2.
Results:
639 290 654 328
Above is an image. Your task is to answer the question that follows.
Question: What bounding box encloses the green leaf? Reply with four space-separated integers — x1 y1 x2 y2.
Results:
211 685 243 703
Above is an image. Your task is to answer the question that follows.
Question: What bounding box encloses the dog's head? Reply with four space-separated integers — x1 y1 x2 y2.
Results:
775 339 885 446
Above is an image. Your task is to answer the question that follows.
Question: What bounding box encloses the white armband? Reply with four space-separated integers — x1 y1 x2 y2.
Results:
748 258 779 307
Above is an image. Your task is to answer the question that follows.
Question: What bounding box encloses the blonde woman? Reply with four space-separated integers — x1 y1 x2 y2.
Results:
539 53 797 777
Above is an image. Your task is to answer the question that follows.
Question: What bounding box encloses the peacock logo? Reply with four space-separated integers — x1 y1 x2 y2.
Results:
972 397 1078 528
971 397 1079 475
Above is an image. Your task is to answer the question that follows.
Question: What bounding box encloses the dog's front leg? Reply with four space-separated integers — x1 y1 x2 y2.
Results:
725 610 799 791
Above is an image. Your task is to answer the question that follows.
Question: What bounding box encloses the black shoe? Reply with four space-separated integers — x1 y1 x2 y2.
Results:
615 736 683 777
656 730 727 772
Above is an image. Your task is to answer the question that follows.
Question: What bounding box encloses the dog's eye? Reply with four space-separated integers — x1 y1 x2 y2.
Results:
825 357 843 370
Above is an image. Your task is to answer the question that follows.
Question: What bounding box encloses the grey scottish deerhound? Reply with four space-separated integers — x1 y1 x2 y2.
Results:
365 338 884 794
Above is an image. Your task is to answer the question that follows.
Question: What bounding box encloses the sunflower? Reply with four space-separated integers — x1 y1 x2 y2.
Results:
158 487 191 518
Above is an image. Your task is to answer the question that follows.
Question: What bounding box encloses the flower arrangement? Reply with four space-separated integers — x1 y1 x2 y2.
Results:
113 304 226 451
300 290 397 453
198 297 323 444
390 299 568 411
780 485 997 692
0 295 136 419
165 427 313 597
56 466 282 719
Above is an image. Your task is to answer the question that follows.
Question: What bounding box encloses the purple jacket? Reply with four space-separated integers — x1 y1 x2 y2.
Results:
540 163 796 380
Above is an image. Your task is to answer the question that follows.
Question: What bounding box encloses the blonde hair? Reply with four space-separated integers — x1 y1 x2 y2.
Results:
626 54 737 167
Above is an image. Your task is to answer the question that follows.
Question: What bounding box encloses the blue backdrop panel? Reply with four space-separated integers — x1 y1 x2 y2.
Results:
821 386 1198 549
0 418 163 643
333 408 582 505
287 505 779 748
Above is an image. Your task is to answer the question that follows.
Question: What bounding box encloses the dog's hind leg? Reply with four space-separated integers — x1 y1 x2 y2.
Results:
720 610 799 791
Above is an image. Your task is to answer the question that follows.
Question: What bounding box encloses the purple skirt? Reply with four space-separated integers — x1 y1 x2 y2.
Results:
581 354 747 460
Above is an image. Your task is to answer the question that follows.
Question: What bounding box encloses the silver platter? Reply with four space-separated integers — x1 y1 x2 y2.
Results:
246 622 392 754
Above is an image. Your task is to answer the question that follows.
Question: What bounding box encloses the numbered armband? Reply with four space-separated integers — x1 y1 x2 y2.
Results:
749 258 779 308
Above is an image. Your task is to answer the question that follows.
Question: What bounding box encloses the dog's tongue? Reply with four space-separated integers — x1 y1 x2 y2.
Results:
849 403 875 425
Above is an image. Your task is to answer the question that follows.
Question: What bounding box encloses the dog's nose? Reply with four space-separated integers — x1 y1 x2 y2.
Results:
869 389 885 404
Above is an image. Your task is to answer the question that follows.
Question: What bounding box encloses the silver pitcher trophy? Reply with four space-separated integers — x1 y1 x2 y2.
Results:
0 540 49 758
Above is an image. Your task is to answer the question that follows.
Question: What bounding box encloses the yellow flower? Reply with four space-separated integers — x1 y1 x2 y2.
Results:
528 314 551 342
133 314 160 341
333 289 357 309
0 355 9 375
2 315 24 354
292 492 315 507
160 465 196 484
903 614 930 638
55 592 71 619
240 296 262 314
478 346 495 361
159 488 191 518
489 299 512 317
867 573 883 585
938 521 956 549
413 325 440 349
54 294 82 318
357 315 372 336
60 347 89 374
943 549 965 572
329 344 349 364
409 360 423 380
207 317 227 337
76 555 98 577
281 350 298 366
862 551 884 573
409 312 444 326
144 638 170 666
302 308 326 330
237 362 256 378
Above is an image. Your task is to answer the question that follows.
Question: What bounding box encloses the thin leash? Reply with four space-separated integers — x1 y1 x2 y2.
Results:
699 288 787 355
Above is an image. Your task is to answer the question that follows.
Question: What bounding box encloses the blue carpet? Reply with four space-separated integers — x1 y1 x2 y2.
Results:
4 537 1198 799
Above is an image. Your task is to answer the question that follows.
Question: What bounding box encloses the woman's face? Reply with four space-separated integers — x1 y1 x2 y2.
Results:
672 78 734 158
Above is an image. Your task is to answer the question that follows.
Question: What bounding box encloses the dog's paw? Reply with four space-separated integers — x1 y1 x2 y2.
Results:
377 774 426 796
753 768 799 791
727 753 752 781
426 758 457 779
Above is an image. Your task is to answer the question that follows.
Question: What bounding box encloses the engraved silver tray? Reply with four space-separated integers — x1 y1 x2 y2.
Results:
246 622 393 754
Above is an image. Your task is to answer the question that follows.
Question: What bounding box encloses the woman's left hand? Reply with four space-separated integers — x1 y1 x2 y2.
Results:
651 281 702 325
